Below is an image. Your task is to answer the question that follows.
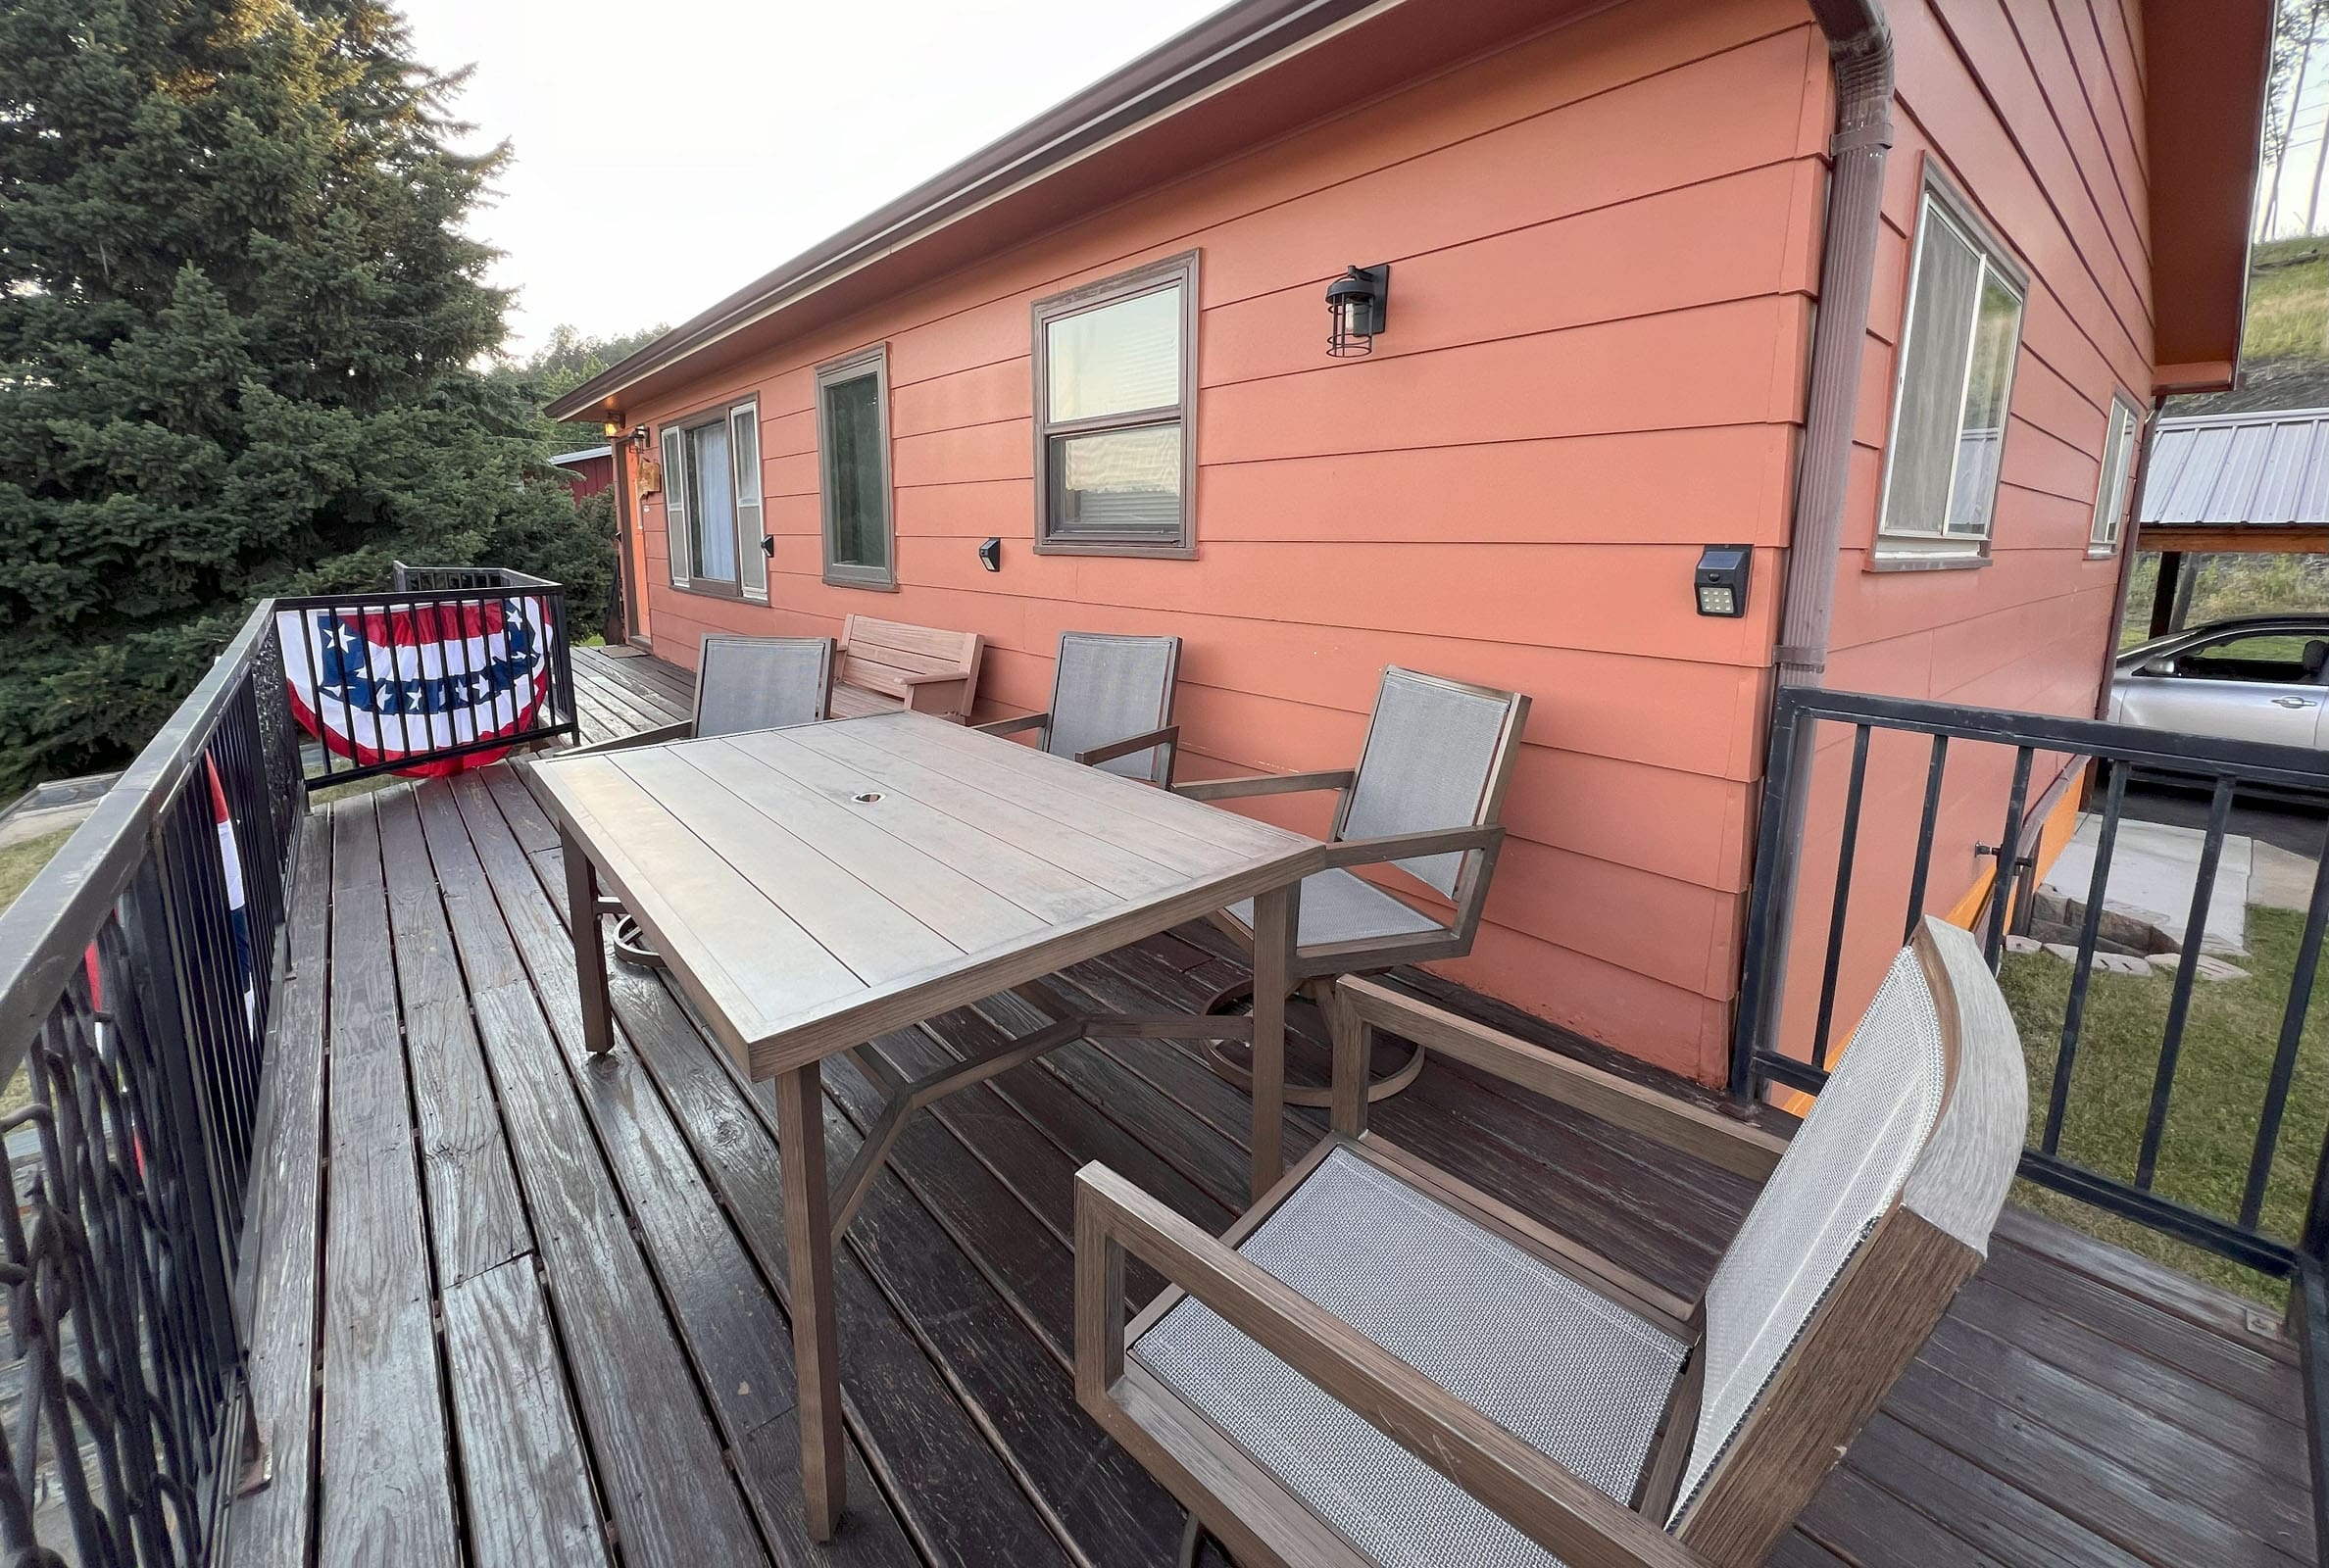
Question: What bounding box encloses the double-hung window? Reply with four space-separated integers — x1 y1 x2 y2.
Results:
2090 397 2140 554
1878 182 2027 559
660 399 767 602
817 345 895 589
1031 251 1199 557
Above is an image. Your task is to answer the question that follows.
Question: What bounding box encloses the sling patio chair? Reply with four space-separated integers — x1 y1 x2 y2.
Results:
579 633 834 963
1072 916 2024 1568
1172 666 1527 1104
974 630 1184 785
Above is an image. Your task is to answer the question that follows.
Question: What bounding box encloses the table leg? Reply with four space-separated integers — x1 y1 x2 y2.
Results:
561 827 614 1055
1249 881 1297 1201
774 1061 846 1540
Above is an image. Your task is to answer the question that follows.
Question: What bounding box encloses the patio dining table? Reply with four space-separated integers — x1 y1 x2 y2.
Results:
526 710 1319 1540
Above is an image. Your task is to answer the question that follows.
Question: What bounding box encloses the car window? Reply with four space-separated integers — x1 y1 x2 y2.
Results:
2176 633 2326 683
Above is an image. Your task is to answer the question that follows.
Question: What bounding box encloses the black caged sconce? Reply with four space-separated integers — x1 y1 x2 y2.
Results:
1325 263 1390 358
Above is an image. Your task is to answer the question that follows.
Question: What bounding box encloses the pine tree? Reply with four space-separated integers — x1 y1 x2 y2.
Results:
0 0 612 792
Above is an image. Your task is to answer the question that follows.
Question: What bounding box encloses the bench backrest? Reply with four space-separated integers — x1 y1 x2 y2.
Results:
837 615 983 704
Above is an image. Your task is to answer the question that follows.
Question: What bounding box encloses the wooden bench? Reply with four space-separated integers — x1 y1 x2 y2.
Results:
830 615 983 721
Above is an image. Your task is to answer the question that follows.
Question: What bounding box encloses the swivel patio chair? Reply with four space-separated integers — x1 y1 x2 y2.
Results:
590 634 834 963
1173 666 1527 1103
974 631 1183 784
1074 916 2024 1568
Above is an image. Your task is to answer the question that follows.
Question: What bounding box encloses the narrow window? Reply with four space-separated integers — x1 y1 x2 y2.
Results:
2090 398 2140 554
817 346 894 589
1878 186 2027 557
658 398 763 598
1031 252 1199 557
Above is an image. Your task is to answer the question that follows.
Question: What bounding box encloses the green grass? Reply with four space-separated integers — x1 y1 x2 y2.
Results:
2236 236 2329 363
0 827 76 914
0 828 75 1120
1997 905 2326 1301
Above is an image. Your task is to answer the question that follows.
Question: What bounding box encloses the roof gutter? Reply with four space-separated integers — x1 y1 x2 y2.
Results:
1773 0 1895 691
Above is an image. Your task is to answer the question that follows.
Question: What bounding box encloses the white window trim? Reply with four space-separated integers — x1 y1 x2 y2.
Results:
2089 396 2141 556
658 396 763 600
815 345 897 591
1875 178 2028 564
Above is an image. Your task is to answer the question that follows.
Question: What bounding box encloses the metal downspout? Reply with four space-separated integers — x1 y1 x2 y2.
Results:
1775 0 1896 693
1732 0 1895 1097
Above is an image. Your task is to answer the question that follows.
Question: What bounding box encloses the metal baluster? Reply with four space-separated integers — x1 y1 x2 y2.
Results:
2244 833 2329 1230
2044 760 2127 1155
1981 747 2035 968
1903 733 1950 941
2136 776 2235 1192
1810 724 1873 1072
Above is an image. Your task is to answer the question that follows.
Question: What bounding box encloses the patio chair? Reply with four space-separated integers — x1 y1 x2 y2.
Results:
974 631 1183 784
1172 667 1527 1103
588 634 834 963
1073 916 2024 1568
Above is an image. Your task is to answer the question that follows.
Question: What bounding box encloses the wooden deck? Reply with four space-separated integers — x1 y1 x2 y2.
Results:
220 653 2314 1568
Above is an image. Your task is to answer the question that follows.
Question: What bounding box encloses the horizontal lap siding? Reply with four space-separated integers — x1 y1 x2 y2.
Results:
632 0 1832 1082
1777 0 2155 1063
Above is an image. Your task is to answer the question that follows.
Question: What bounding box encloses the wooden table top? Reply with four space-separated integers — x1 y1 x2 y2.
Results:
529 712 1319 1079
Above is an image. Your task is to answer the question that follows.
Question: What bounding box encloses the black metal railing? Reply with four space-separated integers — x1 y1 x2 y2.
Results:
1732 686 2329 1553
0 601 304 1565
1736 685 2329 1271
277 568 576 787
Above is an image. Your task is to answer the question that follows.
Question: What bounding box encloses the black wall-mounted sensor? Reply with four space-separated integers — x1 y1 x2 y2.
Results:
977 538 1002 572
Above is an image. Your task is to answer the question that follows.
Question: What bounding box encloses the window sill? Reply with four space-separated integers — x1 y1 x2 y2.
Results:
667 580 750 601
1866 549 1991 573
1033 537 1197 561
821 571 899 592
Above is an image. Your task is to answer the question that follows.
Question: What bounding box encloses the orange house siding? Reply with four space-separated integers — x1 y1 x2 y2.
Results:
630 0 1829 1085
619 0 2191 1088
1769 0 2156 1063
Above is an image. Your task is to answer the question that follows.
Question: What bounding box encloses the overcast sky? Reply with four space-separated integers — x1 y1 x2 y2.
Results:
395 0 1230 359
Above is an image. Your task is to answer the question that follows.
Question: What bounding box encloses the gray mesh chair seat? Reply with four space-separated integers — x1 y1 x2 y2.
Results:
1175 666 1530 1107
693 634 835 738
1075 918 2028 1568
1134 1148 1684 1568
976 631 1182 783
1226 868 1443 948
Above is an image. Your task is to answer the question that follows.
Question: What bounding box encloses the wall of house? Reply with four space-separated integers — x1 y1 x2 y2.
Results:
1769 0 2154 1062
623 0 1834 1084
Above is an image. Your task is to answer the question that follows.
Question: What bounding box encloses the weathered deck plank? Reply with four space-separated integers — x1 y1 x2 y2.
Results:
222 710 2312 1568
220 809 331 1568
439 772 919 1567
318 796 460 1568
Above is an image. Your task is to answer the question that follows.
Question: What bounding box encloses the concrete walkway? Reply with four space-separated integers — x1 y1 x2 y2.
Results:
2042 815 2253 956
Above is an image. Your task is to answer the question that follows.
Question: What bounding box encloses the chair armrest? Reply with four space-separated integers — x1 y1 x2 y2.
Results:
1073 724 1179 769
899 673 973 717
1312 823 1501 871
1334 978 1787 1180
1074 1164 1711 1568
974 712 1049 739
1172 768 1354 803
565 719 693 757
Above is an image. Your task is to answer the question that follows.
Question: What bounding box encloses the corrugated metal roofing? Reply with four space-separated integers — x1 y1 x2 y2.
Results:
2139 407 2329 525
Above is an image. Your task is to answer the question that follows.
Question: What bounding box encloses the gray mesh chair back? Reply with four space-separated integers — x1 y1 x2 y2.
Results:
1674 943 1953 1516
1336 668 1526 898
1044 632 1181 782
693 635 834 739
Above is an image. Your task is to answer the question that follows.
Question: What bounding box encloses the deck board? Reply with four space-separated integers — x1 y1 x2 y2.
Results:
225 660 2311 1568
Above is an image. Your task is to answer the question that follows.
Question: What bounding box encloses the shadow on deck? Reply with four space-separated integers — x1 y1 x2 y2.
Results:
219 656 2312 1568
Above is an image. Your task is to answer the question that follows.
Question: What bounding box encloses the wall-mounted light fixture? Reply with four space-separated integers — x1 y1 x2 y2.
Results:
1325 263 1390 358
1695 545 1752 617
977 537 1003 573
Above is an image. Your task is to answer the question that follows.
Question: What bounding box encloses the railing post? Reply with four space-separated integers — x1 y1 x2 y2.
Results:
1731 689 1809 1098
